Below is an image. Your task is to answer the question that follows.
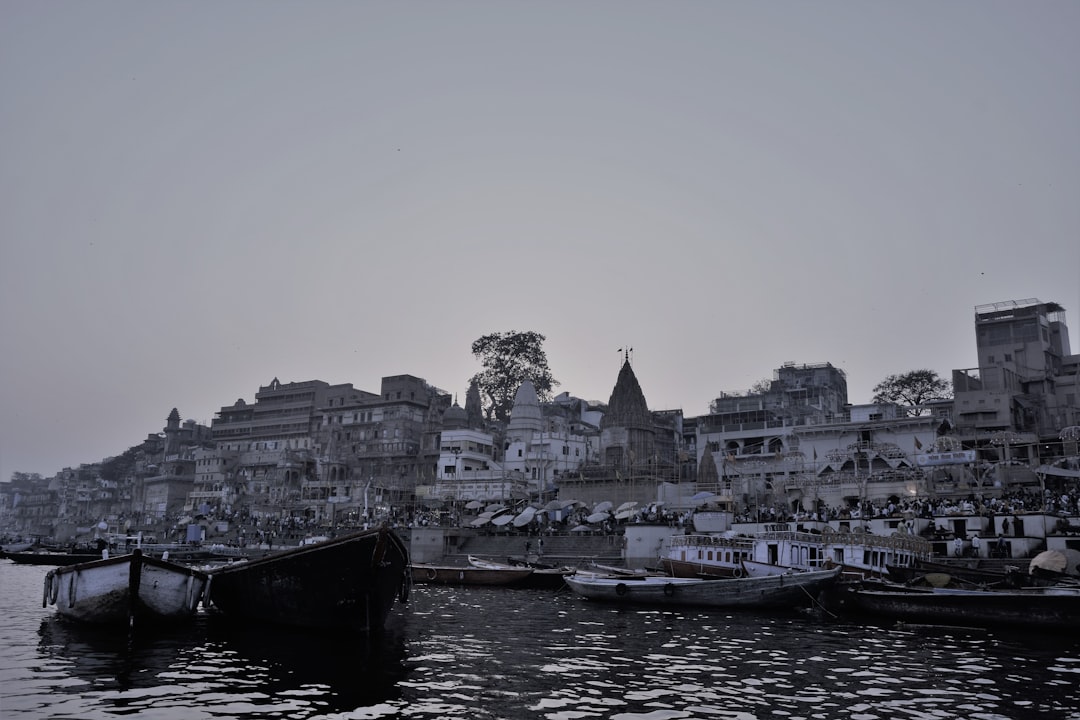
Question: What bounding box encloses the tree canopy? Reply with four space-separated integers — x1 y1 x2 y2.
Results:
871 369 952 414
470 331 558 422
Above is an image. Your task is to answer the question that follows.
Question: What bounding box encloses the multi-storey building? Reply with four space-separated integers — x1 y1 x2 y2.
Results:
210 375 451 526
696 360 938 515
315 374 450 523
953 298 1079 439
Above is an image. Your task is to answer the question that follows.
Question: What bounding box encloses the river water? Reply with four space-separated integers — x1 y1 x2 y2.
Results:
3 561 1080 719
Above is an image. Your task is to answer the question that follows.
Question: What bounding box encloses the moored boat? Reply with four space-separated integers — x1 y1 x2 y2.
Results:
8 550 103 566
564 565 842 608
884 558 1072 589
741 559 811 578
467 555 573 589
205 525 410 634
43 549 208 626
839 579 1080 630
662 525 931 580
412 561 534 587
0 540 35 556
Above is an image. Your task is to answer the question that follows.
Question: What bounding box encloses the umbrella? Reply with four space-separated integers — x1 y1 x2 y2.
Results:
614 509 637 521
1029 549 1080 575
486 503 507 513
560 499 579 510
616 501 639 513
465 500 484 510
469 517 491 528
543 500 563 512
690 491 716 501
1030 550 1068 574
570 524 593 533
586 512 610 524
512 507 537 527
593 501 614 513
492 514 515 527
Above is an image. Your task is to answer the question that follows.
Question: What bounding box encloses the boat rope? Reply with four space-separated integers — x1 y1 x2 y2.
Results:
799 582 838 619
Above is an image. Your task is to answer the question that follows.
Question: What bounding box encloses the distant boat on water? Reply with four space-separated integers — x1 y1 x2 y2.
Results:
466 555 573 589
411 561 534 587
839 579 1080 630
565 565 841 609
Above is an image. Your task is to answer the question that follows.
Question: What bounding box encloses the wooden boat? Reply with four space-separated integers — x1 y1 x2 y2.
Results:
0 540 35 556
205 525 410 634
564 565 842 608
411 561 534 587
43 549 208 626
841 580 1080 630
741 559 810 578
467 556 573 590
885 558 1073 589
8 547 106 566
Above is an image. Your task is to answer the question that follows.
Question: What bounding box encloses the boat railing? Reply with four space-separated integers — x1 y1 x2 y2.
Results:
755 530 932 555
668 534 754 550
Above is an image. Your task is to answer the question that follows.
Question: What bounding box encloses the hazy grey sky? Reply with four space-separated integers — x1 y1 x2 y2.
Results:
2 1 1077 483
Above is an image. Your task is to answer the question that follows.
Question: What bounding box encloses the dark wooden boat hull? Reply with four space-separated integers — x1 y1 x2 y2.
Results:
843 583 1080 629
206 526 410 634
886 559 1065 589
566 566 842 608
411 564 534 586
8 551 104 566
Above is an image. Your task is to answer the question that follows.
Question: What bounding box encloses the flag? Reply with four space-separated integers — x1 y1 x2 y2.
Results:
914 437 923 451
812 448 818 461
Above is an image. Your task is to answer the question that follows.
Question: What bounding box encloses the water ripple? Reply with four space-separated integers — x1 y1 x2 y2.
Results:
5 565 1080 719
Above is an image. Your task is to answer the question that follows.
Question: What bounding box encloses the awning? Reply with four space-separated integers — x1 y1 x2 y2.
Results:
1037 464 1080 479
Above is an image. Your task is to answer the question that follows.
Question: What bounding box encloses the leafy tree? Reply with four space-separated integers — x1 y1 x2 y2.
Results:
101 447 139 483
470 331 558 422
749 377 772 394
872 370 952 415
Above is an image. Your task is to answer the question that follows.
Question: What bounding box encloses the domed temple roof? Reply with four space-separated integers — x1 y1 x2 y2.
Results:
442 402 468 429
507 380 544 437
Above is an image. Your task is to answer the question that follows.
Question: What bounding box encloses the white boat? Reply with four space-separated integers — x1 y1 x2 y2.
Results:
740 559 808 578
44 549 209 626
1 540 35 554
565 565 842 608
662 523 931 579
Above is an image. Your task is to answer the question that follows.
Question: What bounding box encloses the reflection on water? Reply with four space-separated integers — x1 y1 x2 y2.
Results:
32 610 409 718
4 562 1080 719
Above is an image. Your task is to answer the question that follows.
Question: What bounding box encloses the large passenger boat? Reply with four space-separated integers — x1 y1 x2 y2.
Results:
661 522 932 579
